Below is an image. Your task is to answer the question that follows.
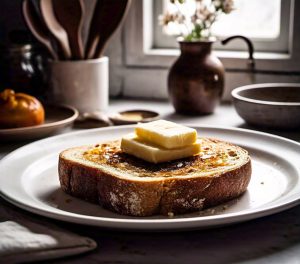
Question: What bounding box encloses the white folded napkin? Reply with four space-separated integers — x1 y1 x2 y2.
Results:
0 221 97 264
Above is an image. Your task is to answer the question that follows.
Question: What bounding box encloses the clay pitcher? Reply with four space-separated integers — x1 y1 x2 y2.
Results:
168 40 224 115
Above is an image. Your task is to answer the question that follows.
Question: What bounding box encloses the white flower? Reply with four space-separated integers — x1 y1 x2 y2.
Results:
222 0 234 14
158 11 185 26
159 0 235 40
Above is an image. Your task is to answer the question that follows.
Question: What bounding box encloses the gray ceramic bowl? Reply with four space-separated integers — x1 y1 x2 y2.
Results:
232 83 300 129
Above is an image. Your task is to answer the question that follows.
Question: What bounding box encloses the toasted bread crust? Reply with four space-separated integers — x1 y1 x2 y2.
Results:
58 139 251 216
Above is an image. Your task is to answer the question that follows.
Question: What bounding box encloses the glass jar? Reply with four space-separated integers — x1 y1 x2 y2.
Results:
0 43 48 99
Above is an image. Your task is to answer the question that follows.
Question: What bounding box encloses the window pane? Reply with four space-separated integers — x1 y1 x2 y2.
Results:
163 0 281 39
212 0 281 39
154 0 289 52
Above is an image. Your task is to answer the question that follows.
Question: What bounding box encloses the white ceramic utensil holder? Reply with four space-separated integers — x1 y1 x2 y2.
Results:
48 57 109 113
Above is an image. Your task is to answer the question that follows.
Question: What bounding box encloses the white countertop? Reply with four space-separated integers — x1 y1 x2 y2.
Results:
1 99 300 264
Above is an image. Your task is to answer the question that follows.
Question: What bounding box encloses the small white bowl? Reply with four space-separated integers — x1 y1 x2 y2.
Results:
232 83 300 129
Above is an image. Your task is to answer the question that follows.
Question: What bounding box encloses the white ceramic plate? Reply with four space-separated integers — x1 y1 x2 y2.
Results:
0 105 78 141
1 126 300 231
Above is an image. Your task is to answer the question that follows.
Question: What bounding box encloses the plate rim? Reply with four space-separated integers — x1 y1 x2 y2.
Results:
0 104 79 133
1 190 300 231
1 125 300 230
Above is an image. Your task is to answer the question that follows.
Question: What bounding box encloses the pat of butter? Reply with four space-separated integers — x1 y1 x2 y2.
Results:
135 120 197 149
121 133 201 163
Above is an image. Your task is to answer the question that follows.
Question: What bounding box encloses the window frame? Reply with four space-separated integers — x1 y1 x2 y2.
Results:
124 0 300 73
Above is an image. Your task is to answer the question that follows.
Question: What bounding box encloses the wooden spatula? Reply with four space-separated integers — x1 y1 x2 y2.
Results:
23 0 58 60
52 0 85 60
40 0 72 59
85 0 131 59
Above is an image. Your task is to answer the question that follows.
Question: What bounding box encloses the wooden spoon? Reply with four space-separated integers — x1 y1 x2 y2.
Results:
22 0 58 60
52 0 85 60
85 0 131 59
40 0 72 59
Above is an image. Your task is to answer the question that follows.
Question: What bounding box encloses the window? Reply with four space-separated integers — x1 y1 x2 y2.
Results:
118 0 300 99
154 0 290 53
124 0 300 72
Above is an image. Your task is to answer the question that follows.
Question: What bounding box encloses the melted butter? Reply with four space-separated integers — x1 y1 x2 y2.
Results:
83 138 241 178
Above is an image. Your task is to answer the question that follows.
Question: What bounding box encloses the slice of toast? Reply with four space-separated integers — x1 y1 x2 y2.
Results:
59 138 251 216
